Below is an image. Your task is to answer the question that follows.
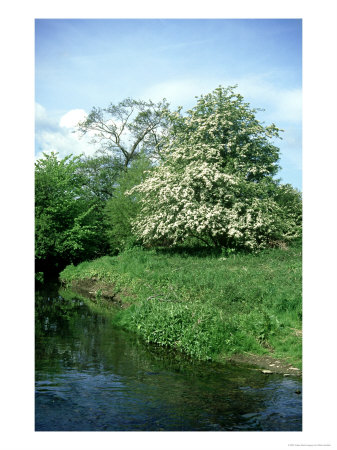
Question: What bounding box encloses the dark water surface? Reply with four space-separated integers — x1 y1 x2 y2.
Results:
35 283 302 431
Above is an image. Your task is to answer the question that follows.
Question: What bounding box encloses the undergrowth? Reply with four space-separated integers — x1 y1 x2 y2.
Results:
60 244 302 367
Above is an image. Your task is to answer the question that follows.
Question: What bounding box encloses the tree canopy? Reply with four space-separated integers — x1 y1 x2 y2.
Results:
77 98 170 167
77 149 123 203
130 86 301 250
104 153 153 252
35 152 110 271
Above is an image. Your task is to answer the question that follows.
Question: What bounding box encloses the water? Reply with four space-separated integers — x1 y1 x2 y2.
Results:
35 283 302 431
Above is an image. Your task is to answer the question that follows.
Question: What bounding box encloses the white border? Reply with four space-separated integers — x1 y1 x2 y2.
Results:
2 1 337 449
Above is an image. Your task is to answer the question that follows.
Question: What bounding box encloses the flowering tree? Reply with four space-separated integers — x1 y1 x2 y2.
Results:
130 86 301 250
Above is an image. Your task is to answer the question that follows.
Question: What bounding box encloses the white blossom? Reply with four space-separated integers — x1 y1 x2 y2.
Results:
128 86 301 250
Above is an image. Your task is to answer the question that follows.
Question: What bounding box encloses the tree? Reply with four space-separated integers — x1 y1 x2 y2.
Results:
77 98 171 168
104 153 153 252
78 149 124 203
130 86 301 250
35 152 105 271
164 85 282 181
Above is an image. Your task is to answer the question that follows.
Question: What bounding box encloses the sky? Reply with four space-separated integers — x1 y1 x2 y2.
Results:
35 18 302 189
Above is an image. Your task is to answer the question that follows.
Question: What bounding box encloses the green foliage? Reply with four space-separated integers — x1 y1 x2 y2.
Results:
272 183 302 241
35 272 44 283
78 149 123 203
103 154 153 252
60 244 302 366
35 152 106 269
61 255 119 284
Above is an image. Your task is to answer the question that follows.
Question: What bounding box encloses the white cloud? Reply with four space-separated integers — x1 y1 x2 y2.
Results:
59 109 87 128
35 103 47 122
236 78 302 124
35 104 99 160
35 105 146 161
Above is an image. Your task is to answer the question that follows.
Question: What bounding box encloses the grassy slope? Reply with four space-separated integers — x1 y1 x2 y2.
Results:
60 245 302 368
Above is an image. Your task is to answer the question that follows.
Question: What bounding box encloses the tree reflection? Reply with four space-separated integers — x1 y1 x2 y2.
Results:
35 285 302 431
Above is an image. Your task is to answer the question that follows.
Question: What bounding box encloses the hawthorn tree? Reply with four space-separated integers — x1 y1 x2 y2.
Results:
130 86 302 250
164 85 281 181
77 98 170 168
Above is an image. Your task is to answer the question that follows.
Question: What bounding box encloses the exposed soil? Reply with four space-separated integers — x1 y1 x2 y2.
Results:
64 279 131 308
228 353 302 377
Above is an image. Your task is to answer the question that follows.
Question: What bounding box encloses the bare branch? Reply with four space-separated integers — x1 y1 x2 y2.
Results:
77 98 171 167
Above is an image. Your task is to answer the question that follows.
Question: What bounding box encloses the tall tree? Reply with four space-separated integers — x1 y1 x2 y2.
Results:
78 149 123 203
77 98 171 167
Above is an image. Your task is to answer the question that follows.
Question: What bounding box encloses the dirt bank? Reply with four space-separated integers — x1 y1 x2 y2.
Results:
228 353 302 377
63 278 131 308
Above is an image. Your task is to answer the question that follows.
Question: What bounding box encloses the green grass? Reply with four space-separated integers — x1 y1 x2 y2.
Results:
60 245 302 367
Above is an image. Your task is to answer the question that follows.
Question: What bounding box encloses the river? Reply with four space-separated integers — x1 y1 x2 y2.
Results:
35 282 302 431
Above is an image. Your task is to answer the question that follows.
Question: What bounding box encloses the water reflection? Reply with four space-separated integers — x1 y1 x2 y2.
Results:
35 284 302 431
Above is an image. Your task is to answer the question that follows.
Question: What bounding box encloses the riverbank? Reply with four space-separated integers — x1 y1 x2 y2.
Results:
59 245 302 374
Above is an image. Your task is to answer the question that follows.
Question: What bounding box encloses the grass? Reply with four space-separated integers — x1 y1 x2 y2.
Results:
60 244 302 368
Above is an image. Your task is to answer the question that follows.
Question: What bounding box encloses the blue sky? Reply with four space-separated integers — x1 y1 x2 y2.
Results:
35 19 302 189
